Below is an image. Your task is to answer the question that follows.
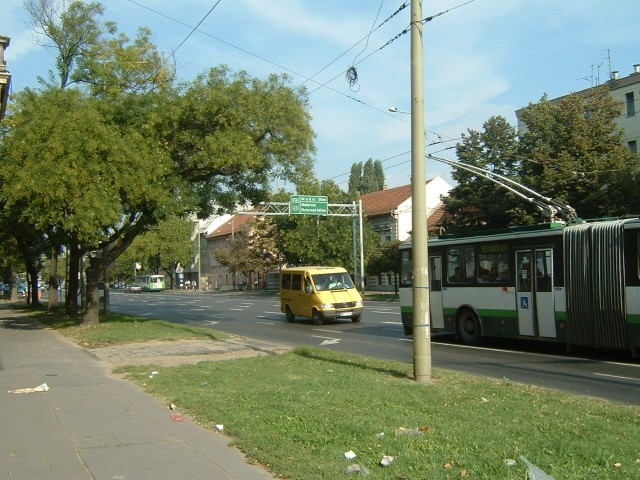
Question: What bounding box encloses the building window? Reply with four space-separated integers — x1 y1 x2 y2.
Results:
626 92 635 116
629 140 638 154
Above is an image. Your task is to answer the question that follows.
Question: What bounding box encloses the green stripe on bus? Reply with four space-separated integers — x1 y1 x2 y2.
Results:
627 314 640 325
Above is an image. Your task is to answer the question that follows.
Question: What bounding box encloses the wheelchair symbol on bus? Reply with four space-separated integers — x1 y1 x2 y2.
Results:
520 297 529 309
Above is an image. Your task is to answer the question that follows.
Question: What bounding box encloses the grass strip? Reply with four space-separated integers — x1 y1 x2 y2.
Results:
33 310 228 347
117 346 640 480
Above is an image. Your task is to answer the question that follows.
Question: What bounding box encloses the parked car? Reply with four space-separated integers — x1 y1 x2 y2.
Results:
125 283 143 294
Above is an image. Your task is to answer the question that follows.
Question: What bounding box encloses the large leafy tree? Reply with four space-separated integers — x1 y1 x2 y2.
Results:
3 2 316 324
1 87 173 317
443 116 524 232
519 87 640 219
445 87 640 230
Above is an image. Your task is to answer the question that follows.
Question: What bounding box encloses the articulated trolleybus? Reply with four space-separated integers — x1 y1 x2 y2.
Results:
399 218 640 356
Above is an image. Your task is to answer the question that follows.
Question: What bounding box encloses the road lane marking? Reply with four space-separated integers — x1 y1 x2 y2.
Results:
593 373 640 382
311 334 341 346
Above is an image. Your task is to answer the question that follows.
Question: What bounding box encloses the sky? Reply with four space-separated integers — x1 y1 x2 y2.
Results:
2 0 640 191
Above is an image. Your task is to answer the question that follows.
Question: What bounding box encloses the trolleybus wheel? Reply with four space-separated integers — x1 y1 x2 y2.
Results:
456 309 482 345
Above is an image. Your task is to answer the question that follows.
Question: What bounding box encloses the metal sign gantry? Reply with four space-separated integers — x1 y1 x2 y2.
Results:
237 200 365 291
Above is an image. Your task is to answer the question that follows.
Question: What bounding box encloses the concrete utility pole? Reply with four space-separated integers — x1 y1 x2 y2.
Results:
410 0 432 382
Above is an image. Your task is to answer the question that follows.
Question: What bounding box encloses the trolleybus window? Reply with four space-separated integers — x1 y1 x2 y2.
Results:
478 243 508 283
535 250 552 292
401 249 412 286
447 246 475 283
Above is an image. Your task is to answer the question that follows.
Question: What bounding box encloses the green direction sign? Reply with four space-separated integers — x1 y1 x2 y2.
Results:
290 195 328 215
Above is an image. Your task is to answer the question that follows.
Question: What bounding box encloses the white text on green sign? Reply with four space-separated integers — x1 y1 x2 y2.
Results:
290 195 328 215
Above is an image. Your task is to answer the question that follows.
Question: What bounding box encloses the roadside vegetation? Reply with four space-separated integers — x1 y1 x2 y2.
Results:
33 308 640 480
34 310 227 348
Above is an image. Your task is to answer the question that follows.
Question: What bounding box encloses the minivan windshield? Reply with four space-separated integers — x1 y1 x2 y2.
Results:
312 272 355 291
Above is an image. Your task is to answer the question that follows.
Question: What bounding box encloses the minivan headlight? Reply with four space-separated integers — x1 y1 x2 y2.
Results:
321 303 333 309
355 300 363 306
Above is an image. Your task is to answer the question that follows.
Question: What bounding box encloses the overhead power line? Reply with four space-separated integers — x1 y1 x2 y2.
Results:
171 0 224 55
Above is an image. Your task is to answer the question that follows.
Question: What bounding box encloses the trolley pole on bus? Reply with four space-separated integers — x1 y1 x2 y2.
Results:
410 0 432 382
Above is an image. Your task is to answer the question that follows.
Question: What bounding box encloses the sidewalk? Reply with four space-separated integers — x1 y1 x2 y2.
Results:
0 304 276 480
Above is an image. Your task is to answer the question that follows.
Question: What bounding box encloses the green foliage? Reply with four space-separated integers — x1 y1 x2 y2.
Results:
2 2 317 323
213 224 256 277
444 116 525 232
147 67 316 217
116 215 195 280
24 0 105 88
445 88 640 230
519 87 640 219
34 310 228 346
348 158 386 196
366 240 402 292
269 180 376 269
366 240 402 276
1 87 173 249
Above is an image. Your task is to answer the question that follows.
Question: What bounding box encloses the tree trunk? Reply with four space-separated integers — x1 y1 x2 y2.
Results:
27 262 41 308
65 244 80 316
4 262 18 301
82 256 102 325
48 247 59 311
102 270 110 316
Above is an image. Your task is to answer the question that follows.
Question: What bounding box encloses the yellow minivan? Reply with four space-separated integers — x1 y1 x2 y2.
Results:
280 266 363 325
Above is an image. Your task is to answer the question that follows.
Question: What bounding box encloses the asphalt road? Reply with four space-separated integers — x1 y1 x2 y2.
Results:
105 289 640 406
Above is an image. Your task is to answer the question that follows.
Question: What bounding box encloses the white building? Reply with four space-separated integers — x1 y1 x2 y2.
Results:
359 176 452 290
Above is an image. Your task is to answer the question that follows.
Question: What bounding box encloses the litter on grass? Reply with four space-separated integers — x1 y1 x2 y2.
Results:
8 383 49 394
344 450 356 460
380 455 395 467
395 427 424 436
520 455 557 480
215 424 224 431
344 463 369 476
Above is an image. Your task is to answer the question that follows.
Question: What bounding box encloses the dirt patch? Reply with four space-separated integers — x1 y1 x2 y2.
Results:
89 338 291 369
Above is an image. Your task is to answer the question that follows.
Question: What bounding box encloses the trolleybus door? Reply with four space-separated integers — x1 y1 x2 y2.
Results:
515 249 555 338
429 256 444 329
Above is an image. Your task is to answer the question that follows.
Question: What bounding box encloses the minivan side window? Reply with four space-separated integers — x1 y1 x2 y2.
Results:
281 274 292 290
291 274 302 291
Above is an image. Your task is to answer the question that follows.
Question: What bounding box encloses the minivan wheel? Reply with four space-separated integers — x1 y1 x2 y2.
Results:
351 315 361 323
312 310 323 325
285 306 295 323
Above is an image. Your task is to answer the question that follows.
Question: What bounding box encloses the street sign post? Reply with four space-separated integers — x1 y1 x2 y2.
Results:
290 195 328 215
